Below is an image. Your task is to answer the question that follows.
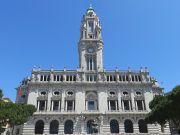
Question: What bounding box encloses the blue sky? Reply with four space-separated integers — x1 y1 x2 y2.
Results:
0 0 180 101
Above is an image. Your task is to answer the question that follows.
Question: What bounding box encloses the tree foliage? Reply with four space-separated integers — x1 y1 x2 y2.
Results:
145 85 180 132
0 89 3 99
0 89 36 133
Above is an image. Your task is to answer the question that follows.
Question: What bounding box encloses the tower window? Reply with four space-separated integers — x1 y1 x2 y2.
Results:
88 21 94 32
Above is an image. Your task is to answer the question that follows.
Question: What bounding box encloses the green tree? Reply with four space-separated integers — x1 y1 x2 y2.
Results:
145 85 180 133
0 90 36 134
0 89 3 99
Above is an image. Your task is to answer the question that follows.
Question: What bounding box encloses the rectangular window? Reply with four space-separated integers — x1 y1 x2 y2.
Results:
60 75 63 82
73 75 76 81
119 75 122 81
110 100 116 110
67 101 73 111
44 76 47 81
88 101 95 110
132 75 135 82
123 76 126 82
137 100 143 110
47 75 50 81
53 101 59 111
39 100 46 111
123 100 130 110
40 75 43 81
57 75 60 81
54 75 56 81
66 76 69 81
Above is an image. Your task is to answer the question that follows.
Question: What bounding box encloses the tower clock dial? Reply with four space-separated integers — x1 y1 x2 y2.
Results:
87 47 94 53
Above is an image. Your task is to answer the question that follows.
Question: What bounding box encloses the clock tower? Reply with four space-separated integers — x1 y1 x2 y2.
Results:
78 5 104 71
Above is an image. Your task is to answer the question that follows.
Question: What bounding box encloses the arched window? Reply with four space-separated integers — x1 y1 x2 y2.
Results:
87 120 98 134
64 120 73 134
110 120 119 133
124 119 133 133
50 120 59 134
35 120 44 134
86 92 98 111
138 119 148 133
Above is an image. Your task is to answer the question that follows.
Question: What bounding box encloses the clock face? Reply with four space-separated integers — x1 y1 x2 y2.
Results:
87 47 94 53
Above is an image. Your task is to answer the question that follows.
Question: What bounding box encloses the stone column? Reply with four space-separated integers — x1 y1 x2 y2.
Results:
47 91 52 111
58 101 61 111
65 101 67 111
95 100 98 110
142 100 145 110
72 100 75 111
135 100 138 110
45 101 47 111
108 101 111 111
130 90 135 111
116 74 119 82
115 100 118 111
51 100 54 111
129 100 131 111
118 91 122 111
86 100 88 111
122 101 124 111
61 91 65 112
50 72 53 82
37 101 40 111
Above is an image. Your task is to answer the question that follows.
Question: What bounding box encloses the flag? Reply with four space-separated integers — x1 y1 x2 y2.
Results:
18 86 22 97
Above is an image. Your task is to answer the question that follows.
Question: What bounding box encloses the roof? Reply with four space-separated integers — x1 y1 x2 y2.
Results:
86 5 96 16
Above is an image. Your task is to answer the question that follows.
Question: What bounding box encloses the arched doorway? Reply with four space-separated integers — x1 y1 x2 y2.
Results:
64 120 73 134
138 119 148 133
124 119 133 133
87 120 98 134
110 119 119 133
50 120 59 134
35 120 44 134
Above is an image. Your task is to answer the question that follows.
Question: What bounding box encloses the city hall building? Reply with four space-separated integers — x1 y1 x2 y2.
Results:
16 6 170 135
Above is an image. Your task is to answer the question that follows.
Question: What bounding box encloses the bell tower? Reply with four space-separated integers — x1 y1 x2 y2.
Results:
78 5 104 71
